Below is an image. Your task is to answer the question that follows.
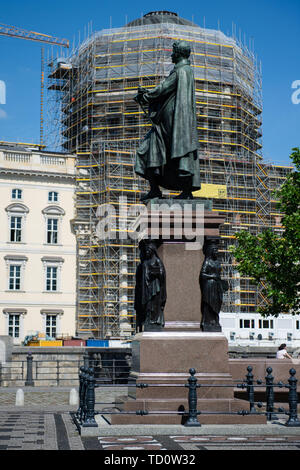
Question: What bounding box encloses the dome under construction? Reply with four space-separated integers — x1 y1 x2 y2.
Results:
46 12 289 342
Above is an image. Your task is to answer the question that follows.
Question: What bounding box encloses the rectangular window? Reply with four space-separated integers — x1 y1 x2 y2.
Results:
8 314 20 338
12 188 22 200
296 321 300 330
259 319 274 329
9 265 21 290
10 216 22 242
239 319 255 329
47 218 58 244
46 315 57 338
48 191 58 202
46 266 57 291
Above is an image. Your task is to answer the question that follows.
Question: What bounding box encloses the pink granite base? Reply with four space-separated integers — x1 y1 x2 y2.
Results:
111 333 267 424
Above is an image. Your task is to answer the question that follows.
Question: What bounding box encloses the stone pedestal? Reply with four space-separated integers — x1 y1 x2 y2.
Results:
112 203 266 424
112 332 266 424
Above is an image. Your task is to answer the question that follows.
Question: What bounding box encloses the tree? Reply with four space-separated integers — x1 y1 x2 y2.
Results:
230 148 300 317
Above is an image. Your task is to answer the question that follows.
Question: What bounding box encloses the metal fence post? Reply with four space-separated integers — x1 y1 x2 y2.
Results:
57 360 60 386
285 368 300 427
184 368 201 427
246 365 255 413
25 352 34 386
265 367 277 421
112 358 116 384
81 367 88 423
82 367 97 427
76 366 85 420
83 351 89 368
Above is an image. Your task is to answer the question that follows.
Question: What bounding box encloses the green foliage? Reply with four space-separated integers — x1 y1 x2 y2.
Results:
231 148 300 317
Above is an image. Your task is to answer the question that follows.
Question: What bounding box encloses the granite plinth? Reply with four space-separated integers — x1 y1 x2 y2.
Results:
133 201 225 242
147 198 213 211
111 333 267 425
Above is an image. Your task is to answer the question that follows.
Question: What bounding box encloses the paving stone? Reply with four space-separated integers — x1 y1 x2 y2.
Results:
1 387 300 450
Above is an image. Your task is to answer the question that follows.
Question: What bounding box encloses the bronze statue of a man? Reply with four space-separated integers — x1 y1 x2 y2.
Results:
134 41 200 201
134 239 166 332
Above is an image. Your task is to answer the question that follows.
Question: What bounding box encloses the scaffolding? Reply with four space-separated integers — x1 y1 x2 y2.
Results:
46 11 292 339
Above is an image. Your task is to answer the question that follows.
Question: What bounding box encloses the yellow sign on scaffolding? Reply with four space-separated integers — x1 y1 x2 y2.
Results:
193 183 227 199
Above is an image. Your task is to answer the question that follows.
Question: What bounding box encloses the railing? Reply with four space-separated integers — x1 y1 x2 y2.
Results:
40 155 65 165
4 151 31 163
0 352 131 387
1 151 68 168
73 365 300 430
0 353 82 386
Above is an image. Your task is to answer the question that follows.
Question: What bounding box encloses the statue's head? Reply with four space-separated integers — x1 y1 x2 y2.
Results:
203 239 219 260
171 41 191 63
139 239 158 261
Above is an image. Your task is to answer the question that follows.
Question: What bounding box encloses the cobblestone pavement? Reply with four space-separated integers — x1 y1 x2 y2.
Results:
81 434 300 451
0 410 84 450
0 408 300 451
1 387 300 451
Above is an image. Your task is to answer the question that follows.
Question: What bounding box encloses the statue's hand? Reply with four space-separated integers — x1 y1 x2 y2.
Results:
138 86 147 94
134 86 147 104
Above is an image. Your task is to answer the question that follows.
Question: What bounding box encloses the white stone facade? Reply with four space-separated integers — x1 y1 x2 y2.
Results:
0 144 76 344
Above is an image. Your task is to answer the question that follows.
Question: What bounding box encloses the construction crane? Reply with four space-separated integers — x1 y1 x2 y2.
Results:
0 22 69 146
0 23 69 47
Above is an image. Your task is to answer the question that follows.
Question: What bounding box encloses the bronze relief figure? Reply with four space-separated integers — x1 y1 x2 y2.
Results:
200 240 227 332
134 240 166 332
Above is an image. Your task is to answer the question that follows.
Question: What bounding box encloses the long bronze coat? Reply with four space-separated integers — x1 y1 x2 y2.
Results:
134 59 201 191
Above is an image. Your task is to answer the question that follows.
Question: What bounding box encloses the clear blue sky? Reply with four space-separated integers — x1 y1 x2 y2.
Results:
0 0 299 165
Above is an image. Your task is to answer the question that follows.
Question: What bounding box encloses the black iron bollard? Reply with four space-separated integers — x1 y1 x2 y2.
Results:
25 352 34 386
285 368 300 427
82 367 98 427
246 366 255 413
265 367 278 421
184 368 201 427
83 351 89 368
81 367 89 423
76 366 85 419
